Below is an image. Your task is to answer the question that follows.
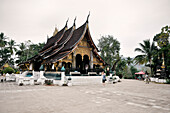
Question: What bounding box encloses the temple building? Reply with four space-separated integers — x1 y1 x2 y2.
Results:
19 16 106 74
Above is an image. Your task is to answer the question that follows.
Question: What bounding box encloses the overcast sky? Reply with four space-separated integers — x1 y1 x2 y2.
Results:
0 0 170 58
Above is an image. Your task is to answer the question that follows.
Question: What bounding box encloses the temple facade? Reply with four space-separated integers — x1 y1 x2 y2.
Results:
19 16 106 74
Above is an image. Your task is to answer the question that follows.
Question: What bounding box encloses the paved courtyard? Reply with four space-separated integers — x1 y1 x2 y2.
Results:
0 79 170 113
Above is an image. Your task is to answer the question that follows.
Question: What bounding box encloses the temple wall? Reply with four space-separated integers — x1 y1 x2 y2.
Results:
60 37 104 70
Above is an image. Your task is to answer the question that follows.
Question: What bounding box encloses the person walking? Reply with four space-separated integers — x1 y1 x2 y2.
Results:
102 70 106 86
145 72 150 84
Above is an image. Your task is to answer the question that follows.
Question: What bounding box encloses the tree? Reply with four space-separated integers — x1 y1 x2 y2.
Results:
154 25 169 48
153 26 170 75
126 57 133 66
15 41 45 64
130 66 138 79
134 40 157 76
0 32 7 48
0 48 11 65
7 39 17 55
0 33 10 65
112 54 121 71
3 67 15 74
115 57 127 78
98 35 120 70
16 42 27 64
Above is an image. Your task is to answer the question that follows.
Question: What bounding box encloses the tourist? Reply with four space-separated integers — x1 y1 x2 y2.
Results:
102 70 106 85
145 72 150 84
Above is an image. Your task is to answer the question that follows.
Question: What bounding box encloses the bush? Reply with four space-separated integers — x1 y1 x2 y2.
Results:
166 79 170 84
14 68 20 74
45 80 53 85
0 70 3 75
15 71 20 74
3 67 15 74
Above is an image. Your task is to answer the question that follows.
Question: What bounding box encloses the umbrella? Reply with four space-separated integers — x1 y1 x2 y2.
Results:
135 71 145 75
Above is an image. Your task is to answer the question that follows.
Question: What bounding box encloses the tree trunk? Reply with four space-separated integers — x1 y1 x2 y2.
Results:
150 59 152 77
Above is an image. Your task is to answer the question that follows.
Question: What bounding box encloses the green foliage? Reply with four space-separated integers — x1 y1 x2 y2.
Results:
134 26 169 76
0 48 11 65
134 40 157 65
153 26 170 75
1 32 45 66
154 25 169 48
98 35 120 69
166 79 170 84
115 58 127 77
0 32 7 48
123 66 133 79
7 39 17 55
3 67 15 74
126 57 133 66
45 80 53 85
15 71 20 74
134 39 157 76
130 66 138 79
14 68 20 74
0 33 9 65
16 41 45 64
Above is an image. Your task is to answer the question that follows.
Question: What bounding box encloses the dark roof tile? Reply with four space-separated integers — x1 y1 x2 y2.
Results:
40 26 66 52
60 23 87 52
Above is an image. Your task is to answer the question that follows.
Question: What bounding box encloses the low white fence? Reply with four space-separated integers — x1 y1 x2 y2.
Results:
16 71 45 85
1 71 121 86
5 73 16 81
150 77 167 83
65 76 102 85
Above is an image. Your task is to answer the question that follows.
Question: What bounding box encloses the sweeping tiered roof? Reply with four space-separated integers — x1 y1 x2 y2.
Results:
28 16 105 65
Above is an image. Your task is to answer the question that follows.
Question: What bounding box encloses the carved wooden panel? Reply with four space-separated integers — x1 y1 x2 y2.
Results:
76 47 91 58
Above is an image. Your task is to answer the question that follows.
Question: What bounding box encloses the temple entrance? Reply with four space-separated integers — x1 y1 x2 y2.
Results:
76 54 82 72
76 54 90 74
33 61 41 71
83 55 89 74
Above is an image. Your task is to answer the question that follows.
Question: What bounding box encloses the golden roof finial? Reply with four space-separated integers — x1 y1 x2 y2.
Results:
53 26 58 36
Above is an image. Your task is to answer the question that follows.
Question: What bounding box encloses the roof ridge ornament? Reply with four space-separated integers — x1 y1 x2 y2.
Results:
47 35 49 41
86 11 90 23
73 17 76 26
65 18 69 27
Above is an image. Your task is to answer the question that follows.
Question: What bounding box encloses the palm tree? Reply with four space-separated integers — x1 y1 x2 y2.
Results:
126 57 133 66
16 42 27 64
0 48 10 65
0 32 8 48
0 33 9 65
7 39 17 55
134 39 157 76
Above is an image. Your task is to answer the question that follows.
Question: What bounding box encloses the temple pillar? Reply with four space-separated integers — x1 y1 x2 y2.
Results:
72 52 76 69
90 51 93 69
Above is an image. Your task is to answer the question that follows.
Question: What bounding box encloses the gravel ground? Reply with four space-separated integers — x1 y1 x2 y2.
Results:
0 79 170 113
